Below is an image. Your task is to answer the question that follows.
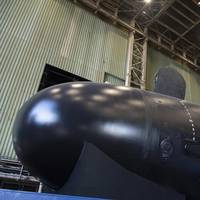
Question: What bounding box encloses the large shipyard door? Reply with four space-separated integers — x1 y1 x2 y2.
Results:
38 64 90 91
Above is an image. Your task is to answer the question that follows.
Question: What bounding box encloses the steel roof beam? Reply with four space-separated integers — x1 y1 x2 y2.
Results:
149 37 200 69
149 27 173 43
145 0 176 28
175 20 200 43
170 6 195 24
78 0 144 36
156 20 200 52
176 0 200 18
132 4 147 20
119 0 139 10
149 27 195 55
165 12 190 29
73 0 200 72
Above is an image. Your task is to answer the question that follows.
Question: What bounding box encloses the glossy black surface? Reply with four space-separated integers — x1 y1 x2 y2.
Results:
13 82 200 199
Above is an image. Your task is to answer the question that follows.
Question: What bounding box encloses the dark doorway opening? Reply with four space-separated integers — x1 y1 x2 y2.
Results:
38 64 90 91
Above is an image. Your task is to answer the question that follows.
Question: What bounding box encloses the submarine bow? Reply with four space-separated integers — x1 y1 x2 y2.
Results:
13 82 200 199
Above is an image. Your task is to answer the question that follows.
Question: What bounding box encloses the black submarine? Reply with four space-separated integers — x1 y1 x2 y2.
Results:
13 68 200 200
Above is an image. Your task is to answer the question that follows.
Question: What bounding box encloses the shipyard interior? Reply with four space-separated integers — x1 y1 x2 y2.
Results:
1 0 200 200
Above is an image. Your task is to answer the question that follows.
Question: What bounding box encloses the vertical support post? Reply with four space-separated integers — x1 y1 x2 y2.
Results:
38 182 43 193
141 28 148 90
19 165 24 180
125 21 135 87
194 58 197 65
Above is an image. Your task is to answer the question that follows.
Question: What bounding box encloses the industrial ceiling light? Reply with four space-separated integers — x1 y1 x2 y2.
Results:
144 0 151 3
192 0 200 6
142 11 147 15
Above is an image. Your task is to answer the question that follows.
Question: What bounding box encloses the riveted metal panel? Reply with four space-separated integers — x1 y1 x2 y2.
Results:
0 0 128 160
146 47 200 105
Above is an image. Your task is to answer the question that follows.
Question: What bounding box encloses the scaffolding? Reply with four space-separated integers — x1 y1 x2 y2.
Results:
0 159 39 192
125 29 148 89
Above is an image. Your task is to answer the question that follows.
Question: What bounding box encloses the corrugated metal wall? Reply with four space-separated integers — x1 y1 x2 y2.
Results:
146 47 200 105
104 72 125 85
0 0 128 160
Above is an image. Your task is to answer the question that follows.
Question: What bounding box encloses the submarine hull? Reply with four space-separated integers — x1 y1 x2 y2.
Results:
13 82 200 199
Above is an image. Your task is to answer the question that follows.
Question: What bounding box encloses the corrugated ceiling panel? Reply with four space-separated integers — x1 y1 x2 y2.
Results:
0 0 128 160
